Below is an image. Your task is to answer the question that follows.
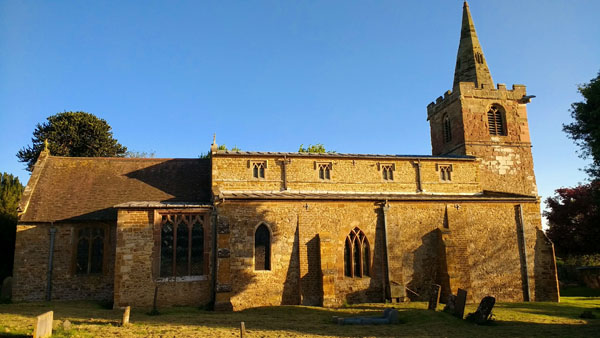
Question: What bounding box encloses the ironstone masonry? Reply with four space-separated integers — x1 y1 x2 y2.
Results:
12 2 559 310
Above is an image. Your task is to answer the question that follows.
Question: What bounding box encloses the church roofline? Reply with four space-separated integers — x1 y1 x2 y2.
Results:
213 150 476 161
217 190 538 202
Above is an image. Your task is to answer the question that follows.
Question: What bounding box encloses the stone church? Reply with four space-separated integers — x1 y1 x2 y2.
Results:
13 2 559 310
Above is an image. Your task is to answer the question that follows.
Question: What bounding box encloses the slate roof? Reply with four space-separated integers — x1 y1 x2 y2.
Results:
19 155 211 222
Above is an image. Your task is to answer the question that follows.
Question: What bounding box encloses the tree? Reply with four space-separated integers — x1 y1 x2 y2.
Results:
544 182 600 256
298 144 336 153
17 112 127 171
0 173 24 281
563 71 600 180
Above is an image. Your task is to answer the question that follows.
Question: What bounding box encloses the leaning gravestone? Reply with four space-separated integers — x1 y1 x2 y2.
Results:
466 296 496 324
1 277 12 300
33 311 53 338
454 289 467 319
428 284 441 311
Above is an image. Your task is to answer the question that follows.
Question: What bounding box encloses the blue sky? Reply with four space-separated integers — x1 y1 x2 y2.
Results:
1 0 599 215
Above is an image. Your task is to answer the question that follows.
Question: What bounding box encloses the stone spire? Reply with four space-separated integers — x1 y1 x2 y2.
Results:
453 1 494 91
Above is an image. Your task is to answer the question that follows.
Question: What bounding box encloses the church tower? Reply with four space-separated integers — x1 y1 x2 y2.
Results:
427 1 537 196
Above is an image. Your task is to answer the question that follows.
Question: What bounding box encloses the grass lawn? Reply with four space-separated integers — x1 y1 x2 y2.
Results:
0 297 599 338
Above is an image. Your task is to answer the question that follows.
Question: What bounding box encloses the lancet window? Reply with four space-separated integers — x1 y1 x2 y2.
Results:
255 223 271 270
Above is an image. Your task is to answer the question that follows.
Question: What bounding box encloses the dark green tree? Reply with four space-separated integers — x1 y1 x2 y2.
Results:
0 173 24 281
17 112 127 171
563 71 600 180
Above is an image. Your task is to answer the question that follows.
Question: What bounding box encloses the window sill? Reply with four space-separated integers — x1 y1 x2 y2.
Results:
155 275 208 283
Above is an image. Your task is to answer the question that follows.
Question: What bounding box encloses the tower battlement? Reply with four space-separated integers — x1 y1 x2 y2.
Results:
427 83 529 120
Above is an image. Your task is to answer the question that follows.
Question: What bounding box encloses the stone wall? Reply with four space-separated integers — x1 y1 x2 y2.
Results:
12 222 115 302
113 209 213 308
214 199 558 311
212 155 480 195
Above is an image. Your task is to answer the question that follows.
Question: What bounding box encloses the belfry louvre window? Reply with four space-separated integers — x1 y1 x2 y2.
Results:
443 114 452 143
160 214 205 277
255 224 271 270
317 163 332 180
344 227 370 278
487 105 506 136
252 161 266 179
75 227 105 274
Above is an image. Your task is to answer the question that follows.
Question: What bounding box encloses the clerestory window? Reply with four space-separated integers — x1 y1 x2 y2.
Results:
159 214 205 277
438 164 452 181
487 104 506 136
317 163 332 180
252 161 266 179
381 164 394 181
344 227 370 278
75 227 105 275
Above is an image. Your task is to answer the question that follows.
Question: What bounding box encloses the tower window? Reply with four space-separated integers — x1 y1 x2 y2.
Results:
443 114 452 143
344 227 370 278
487 105 506 136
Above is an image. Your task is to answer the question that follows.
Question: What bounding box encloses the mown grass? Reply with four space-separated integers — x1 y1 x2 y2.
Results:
0 297 598 337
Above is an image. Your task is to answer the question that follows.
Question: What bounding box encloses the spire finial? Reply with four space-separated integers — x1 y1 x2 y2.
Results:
210 133 218 153
43 139 50 154
452 1 494 91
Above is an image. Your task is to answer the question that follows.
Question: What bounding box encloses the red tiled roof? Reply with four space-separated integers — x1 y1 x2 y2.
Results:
19 156 210 222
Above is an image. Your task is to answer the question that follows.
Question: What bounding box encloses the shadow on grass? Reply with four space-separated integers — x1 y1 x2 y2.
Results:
1 299 599 337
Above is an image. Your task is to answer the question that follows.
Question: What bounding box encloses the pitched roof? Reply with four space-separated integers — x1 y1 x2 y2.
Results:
19 156 210 222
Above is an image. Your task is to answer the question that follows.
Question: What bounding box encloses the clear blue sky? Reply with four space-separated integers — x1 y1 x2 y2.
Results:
1 0 599 215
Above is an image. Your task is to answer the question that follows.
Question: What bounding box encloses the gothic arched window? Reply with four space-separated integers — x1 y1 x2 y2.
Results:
255 223 271 271
487 104 506 136
443 114 452 143
344 227 370 278
159 214 205 278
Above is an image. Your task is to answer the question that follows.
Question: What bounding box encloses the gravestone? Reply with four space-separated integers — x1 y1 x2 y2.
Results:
390 281 405 303
335 308 400 325
122 306 131 326
62 319 72 331
454 289 467 319
1 277 12 300
466 296 495 324
443 294 456 314
428 284 441 311
33 311 53 338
